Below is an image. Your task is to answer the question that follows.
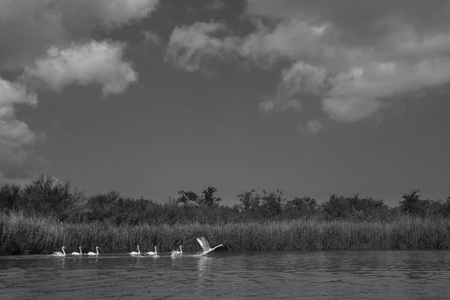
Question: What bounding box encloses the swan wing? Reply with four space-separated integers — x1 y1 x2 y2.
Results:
199 236 211 250
197 237 207 251
202 237 211 250
212 244 224 250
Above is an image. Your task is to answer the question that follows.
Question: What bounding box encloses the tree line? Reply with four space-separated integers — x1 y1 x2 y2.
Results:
1 175 450 226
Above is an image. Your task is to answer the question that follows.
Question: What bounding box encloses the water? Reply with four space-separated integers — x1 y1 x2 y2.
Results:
1 250 450 299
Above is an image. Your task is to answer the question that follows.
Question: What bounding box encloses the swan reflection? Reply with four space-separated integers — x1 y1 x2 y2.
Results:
195 255 213 298
197 256 212 273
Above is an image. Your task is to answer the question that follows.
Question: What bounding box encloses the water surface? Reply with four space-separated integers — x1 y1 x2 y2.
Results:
1 251 450 299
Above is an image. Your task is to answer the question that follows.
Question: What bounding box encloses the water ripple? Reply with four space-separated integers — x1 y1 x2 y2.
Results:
1 251 450 299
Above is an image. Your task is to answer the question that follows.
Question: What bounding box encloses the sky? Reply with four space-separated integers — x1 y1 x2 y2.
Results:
1 0 450 207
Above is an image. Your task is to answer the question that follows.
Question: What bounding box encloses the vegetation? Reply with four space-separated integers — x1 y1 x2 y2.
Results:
1 175 450 255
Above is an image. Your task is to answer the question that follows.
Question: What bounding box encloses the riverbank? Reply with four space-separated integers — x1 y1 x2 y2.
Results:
1 212 450 255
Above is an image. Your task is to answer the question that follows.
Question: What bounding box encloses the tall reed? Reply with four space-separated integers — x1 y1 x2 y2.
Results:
1 212 450 255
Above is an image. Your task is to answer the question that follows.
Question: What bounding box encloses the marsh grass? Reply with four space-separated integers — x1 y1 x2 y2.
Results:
1 212 450 255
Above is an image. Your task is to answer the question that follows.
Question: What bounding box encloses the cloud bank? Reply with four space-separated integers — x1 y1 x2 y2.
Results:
0 0 159 182
0 0 159 69
166 0 450 128
0 79 40 181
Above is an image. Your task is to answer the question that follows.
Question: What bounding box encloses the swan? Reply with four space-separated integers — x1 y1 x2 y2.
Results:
146 246 158 256
71 246 82 256
130 245 141 255
52 246 66 256
171 245 183 256
196 236 223 256
87 246 99 256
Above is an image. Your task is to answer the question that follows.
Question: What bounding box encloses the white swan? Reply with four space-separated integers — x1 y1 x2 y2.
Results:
146 246 158 256
130 245 141 255
87 246 99 256
71 246 82 256
171 245 183 256
196 236 223 256
52 246 66 256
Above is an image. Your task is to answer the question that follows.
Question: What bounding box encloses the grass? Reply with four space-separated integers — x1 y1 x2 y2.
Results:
1 212 450 255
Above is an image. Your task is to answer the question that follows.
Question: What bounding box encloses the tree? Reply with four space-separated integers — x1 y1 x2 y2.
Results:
237 190 260 212
286 196 317 211
322 193 389 220
177 187 222 207
200 186 222 207
86 190 122 223
322 194 352 219
260 189 284 219
284 196 318 218
22 175 71 220
177 190 199 206
0 184 22 212
399 190 425 216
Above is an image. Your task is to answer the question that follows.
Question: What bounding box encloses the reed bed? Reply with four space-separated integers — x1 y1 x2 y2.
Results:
1 212 450 255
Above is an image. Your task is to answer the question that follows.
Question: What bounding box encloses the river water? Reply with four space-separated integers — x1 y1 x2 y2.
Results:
1 250 450 299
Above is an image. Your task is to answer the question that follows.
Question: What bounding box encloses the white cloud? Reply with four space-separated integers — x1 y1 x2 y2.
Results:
0 79 37 109
0 0 157 181
204 0 225 11
0 78 41 180
322 97 384 123
143 30 162 45
166 22 239 73
161 1 450 130
323 59 450 122
298 119 324 134
258 97 301 113
0 0 160 69
240 1 450 125
25 41 138 96
258 99 276 113
242 1 450 124
239 19 334 65
280 61 327 96
245 0 450 44
0 0 66 69
162 0 450 127
90 0 159 28
258 61 326 112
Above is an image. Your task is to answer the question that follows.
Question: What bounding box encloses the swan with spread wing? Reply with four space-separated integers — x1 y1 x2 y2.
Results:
196 236 223 256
